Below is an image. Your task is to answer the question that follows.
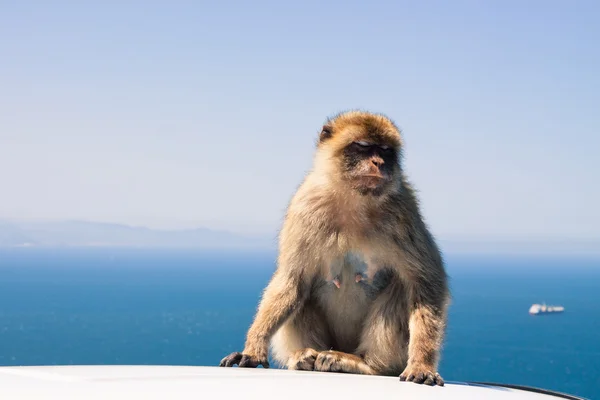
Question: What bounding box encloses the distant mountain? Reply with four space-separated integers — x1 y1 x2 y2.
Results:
0 221 37 247
0 220 275 249
0 219 597 255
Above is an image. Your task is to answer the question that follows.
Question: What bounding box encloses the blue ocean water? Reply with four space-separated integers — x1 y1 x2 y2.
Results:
0 248 598 399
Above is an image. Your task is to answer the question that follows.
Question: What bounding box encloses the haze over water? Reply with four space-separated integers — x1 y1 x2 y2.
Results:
0 248 598 399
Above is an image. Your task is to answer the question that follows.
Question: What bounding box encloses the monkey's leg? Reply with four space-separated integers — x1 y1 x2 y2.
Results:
271 302 332 371
353 279 412 378
357 279 445 385
311 282 406 376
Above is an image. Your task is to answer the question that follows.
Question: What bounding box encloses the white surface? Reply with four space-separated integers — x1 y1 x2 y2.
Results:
0 365 572 399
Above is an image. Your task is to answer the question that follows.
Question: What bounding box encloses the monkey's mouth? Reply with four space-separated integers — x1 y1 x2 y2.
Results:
354 174 389 190
360 174 385 179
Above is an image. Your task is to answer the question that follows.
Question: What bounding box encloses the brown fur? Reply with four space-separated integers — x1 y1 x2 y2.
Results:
220 110 450 386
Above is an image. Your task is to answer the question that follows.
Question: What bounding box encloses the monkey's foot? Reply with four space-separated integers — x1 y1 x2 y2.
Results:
314 350 374 375
219 352 269 368
399 364 444 386
287 348 319 371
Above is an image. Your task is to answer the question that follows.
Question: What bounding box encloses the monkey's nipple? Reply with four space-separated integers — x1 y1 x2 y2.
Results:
355 273 367 283
332 276 341 289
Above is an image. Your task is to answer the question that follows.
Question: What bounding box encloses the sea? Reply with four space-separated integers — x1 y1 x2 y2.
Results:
0 248 598 399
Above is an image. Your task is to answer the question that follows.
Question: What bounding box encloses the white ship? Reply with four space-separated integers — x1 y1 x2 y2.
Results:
529 303 565 315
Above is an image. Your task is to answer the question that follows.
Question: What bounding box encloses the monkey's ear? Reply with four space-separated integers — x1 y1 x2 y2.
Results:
319 125 333 142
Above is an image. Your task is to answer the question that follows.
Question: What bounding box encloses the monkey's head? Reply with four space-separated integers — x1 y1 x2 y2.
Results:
314 110 403 197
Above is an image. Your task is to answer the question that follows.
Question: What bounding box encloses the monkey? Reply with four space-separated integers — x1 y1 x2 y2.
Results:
220 110 450 386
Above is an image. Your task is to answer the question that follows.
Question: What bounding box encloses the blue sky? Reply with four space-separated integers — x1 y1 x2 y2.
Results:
0 1 598 241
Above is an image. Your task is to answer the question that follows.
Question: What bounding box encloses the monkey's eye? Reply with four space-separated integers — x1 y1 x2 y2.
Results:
379 145 390 150
354 141 371 148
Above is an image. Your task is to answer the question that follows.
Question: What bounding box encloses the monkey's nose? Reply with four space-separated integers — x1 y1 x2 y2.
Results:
371 158 384 167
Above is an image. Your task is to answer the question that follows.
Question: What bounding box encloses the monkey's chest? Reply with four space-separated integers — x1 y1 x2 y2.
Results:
313 251 393 350
319 251 392 295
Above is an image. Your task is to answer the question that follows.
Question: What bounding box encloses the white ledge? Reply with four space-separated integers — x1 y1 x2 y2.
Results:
0 365 584 400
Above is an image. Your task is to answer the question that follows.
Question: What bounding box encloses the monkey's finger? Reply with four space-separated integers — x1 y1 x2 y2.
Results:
435 374 445 386
219 356 229 367
260 360 270 368
219 354 235 367
223 358 238 367
400 373 415 382
238 355 254 367
414 372 426 384
423 374 435 386
222 353 243 367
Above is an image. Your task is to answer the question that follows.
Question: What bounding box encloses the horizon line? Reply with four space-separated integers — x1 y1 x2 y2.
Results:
2 217 599 244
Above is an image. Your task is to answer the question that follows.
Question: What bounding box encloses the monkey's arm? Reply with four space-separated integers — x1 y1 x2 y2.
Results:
401 280 448 385
399 223 449 385
220 237 312 368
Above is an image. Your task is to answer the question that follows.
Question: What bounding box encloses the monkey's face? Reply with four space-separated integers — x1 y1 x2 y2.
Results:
316 111 403 197
341 140 398 196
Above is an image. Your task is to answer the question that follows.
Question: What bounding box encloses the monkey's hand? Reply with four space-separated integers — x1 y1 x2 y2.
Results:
219 351 270 368
399 363 444 386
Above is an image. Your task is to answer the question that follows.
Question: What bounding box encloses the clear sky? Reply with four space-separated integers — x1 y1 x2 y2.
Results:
0 1 598 241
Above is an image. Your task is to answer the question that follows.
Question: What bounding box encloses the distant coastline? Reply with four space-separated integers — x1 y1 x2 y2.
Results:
0 219 598 256
0 219 275 250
